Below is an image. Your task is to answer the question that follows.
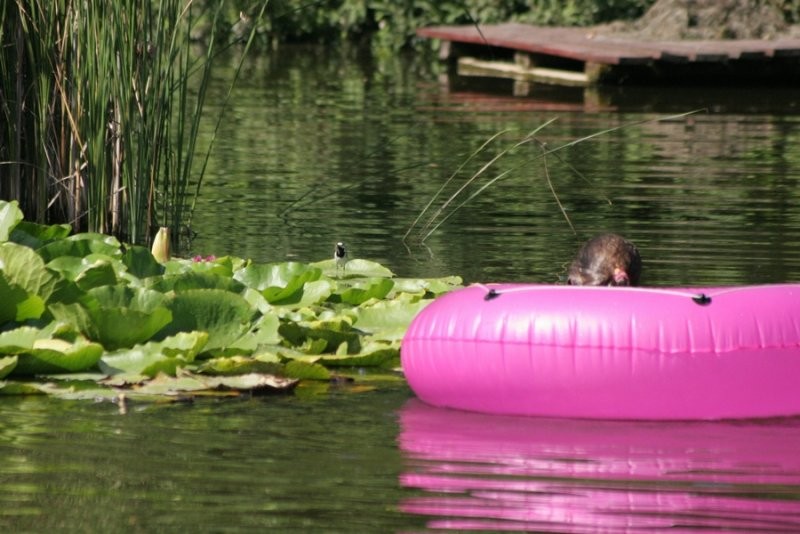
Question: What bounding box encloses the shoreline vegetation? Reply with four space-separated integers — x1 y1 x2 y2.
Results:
0 199 462 404
4 1 797 247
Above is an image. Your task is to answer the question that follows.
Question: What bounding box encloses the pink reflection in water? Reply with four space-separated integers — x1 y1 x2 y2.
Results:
398 400 800 532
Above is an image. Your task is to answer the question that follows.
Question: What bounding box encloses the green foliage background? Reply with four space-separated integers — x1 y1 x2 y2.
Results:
212 0 655 51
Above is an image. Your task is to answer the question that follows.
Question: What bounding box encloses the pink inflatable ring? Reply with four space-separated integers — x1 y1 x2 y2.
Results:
401 284 800 420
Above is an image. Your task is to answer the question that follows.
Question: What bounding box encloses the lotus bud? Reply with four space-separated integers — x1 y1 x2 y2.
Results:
151 226 171 263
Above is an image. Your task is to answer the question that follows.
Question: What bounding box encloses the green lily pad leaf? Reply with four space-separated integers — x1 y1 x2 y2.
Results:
272 278 334 307
11 220 71 246
122 245 164 278
279 317 360 354
0 242 58 302
0 325 43 353
88 284 167 310
163 256 235 277
0 272 45 323
99 331 209 378
241 287 272 315
335 278 394 305
148 271 245 294
391 276 463 296
0 380 47 395
311 258 395 278
134 371 297 396
316 343 400 368
72 285 173 349
352 298 431 339
159 289 254 350
49 286 172 350
36 233 122 263
75 260 118 290
0 200 24 242
234 262 322 303
0 356 17 379
283 359 330 380
133 373 210 395
12 336 104 376
230 314 280 351
197 355 283 376
93 306 173 350
200 372 299 394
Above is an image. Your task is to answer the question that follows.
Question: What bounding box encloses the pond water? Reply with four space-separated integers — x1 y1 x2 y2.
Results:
4 45 800 532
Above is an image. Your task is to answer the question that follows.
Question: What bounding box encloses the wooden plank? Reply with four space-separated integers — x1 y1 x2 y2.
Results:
417 23 800 65
457 56 590 87
418 24 655 65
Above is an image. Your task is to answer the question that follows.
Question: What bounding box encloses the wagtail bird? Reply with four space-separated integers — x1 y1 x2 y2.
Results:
334 241 347 277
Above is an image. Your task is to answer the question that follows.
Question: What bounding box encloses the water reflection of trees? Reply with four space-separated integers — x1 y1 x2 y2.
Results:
192 47 800 285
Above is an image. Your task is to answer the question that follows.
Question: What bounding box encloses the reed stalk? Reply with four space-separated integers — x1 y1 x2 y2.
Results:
0 0 265 246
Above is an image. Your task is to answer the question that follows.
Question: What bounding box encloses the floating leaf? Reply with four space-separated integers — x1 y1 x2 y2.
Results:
234 262 322 303
100 331 209 378
271 278 334 307
199 372 298 394
11 220 71 246
311 257 395 278
11 336 104 376
335 278 394 305
159 289 254 350
0 381 47 395
0 200 24 242
148 271 245 294
316 343 399 368
36 233 122 263
352 298 431 339
123 246 164 278
48 285 172 350
197 355 282 376
391 276 463 296
0 273 44 323
92 307 173 351
0 356 17 379
230 314 281 351
0 242 58 303
278 317 360 354
283 359 330 380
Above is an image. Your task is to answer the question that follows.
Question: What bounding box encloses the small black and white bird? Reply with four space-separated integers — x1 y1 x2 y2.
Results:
334 241 347 277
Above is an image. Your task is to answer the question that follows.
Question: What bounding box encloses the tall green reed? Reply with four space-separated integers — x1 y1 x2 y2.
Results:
0 0 265 245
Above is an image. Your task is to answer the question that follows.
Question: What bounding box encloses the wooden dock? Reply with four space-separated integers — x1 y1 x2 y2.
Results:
417 23 800 86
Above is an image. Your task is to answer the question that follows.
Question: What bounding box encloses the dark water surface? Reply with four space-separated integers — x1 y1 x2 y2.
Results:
4 46 800 532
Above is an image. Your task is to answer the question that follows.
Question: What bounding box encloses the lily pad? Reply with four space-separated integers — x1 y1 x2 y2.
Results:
0 201 25 242
11 220 71 247
234 262 322 303
122 246 165 278
0 241 58 303
352 298 431 339
159 289 254 350
12 336 104 376
283 359 330 380
335 278 394 305
100 331 209 378
36 233 122 263
197 355 283 376
311 258 395 278
0 272 45 323
49 285 174 350
0 356 17 379
315 343 399 368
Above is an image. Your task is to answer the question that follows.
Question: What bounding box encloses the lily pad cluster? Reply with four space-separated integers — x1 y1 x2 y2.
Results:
0 201 461 403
